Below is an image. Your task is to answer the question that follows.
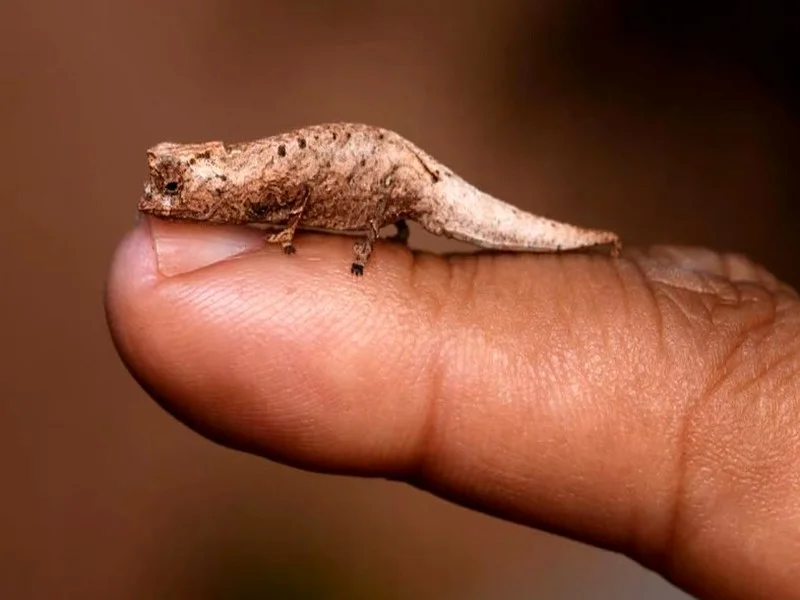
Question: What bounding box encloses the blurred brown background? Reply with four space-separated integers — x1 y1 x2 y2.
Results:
2 0 797 598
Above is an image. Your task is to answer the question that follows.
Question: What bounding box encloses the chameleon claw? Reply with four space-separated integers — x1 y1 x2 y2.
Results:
282 244 296 255
350 263 364 276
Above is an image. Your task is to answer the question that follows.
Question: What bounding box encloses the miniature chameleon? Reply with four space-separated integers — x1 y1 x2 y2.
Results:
139 123 621 275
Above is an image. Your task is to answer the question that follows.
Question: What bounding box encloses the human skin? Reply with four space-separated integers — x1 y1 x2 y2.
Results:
105 216 800 600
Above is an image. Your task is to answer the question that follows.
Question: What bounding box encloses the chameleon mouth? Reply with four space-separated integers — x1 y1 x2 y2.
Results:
138 183 173 217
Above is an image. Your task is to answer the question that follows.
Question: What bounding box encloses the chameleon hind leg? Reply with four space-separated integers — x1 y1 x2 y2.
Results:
352 226 379 276
351 206 394 275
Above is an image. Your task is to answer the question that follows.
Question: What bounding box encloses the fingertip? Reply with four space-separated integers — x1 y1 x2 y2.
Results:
107 216 159 293
104 214 434 470
105 217 161 355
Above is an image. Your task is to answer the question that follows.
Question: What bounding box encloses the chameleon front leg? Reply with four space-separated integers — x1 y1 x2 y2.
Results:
265 192 309 254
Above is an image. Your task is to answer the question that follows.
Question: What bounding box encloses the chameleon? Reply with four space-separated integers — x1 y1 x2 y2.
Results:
138 122 621 275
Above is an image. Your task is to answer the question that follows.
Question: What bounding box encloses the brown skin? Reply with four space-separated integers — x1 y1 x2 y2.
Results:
106 217 800 600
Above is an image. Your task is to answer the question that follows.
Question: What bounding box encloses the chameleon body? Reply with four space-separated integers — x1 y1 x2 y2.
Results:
139 123 621 274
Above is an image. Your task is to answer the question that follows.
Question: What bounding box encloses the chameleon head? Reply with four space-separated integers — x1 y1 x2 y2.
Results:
139 141 230 221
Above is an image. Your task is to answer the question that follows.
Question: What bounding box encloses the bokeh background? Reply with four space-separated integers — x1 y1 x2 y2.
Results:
2 0 798 598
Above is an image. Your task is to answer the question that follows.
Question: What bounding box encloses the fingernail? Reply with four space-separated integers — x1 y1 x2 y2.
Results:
145 216 266 276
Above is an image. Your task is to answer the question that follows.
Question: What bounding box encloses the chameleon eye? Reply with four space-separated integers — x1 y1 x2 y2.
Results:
164 180 180 195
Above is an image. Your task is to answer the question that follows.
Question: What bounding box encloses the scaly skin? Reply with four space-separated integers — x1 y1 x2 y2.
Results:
139 122 621 274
